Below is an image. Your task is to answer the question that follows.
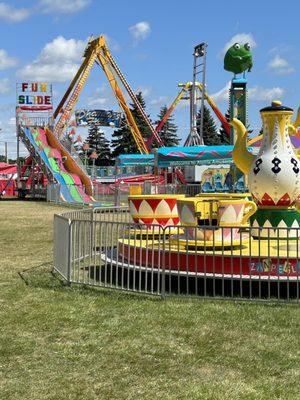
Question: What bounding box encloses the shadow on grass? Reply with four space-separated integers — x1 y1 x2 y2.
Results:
17 262 161 302
18 262 300 304
18 262 67 290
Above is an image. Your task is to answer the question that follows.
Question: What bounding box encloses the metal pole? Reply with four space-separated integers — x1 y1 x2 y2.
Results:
185 43 207 146
16 110 21 188
190 54 197 139
4 141 8 163
199 44 207 144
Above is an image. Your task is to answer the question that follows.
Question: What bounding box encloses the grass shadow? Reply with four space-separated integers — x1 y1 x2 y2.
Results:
18 262 69 290
18 262 161 302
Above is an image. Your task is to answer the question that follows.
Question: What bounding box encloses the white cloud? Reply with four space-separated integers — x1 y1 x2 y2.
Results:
87 97 107 107
18 36 86 82
103 34 120 52
150 96 168 106
0 49 17 70
221 33 257 56
8 117 16 125
0 78 11 93
136 86 151 98
211 82 284 103
129 21 151 41
0 2 30 22
268 55 288 69
211 81 231 102
39 0 90 14
268 55 294 75
248 86 284 101
37 36 85 63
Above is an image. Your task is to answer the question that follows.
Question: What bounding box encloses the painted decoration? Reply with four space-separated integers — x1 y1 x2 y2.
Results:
232 101 300 207
75 109 122 127
250 208 300 239
128 195 185 227
250 107 300 206
157 145 234 167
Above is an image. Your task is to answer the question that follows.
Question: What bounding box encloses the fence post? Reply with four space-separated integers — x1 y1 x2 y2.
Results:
161 227 166 299
90 208 94 262
115 185 121 207
67 219 72 285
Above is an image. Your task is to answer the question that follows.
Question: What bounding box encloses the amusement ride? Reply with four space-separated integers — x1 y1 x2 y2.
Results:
8 34 300 288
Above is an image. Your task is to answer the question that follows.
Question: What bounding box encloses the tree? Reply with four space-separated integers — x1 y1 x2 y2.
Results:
111 92 152 157
196 105 221 145
155 106 180 147
84 125 112 166
218 109 230 144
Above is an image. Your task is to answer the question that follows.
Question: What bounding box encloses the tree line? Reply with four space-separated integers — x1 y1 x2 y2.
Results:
81 92 229 166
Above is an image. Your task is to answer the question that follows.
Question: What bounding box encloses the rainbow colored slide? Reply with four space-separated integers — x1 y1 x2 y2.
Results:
23 126 96 204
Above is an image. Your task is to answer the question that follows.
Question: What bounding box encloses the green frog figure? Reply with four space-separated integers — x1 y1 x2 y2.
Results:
224 43 253 75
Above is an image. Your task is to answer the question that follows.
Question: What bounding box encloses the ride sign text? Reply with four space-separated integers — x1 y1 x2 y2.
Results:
17 82 53 111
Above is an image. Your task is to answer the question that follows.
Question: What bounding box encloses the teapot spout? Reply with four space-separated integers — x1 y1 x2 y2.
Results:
231 118 255 175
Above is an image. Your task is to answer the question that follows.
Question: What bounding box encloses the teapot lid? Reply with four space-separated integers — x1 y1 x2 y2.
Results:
260 100 293 113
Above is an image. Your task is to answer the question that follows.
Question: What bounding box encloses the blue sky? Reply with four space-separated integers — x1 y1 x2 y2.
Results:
0 0 299 157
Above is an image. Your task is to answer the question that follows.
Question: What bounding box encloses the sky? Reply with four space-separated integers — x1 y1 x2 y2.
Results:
0 0 299 157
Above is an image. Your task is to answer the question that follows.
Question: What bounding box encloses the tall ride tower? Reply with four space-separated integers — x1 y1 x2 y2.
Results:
185 42 208 146
223 41 253 144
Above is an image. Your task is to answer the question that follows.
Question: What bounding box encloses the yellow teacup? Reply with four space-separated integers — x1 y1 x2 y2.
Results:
177 197 257 241
216 199 257 227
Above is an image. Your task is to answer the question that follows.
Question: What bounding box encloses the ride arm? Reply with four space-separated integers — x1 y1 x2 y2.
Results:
53 43 98 138
101 41 164 149
196 82 231 136
53 56 91 120
96 50 149 154
149 83 190 147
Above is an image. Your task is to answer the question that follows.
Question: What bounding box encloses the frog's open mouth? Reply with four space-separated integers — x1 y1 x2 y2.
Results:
232 55 251 62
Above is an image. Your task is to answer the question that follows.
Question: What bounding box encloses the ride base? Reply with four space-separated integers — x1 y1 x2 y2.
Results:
118 232 300 280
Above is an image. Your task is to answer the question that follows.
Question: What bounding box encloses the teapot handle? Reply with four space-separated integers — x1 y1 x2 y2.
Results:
241 201 257 225
288 124 297 136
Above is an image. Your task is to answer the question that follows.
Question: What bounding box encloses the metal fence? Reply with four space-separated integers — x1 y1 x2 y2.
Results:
53 207 300 302
46 182 204 206
47 182 141 206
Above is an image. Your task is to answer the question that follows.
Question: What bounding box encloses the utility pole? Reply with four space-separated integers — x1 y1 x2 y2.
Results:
4 141 8 163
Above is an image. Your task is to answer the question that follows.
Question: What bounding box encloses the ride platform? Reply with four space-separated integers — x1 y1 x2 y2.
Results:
117 233 300 281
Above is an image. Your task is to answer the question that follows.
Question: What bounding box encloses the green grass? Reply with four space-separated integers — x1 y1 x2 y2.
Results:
0 200 299 399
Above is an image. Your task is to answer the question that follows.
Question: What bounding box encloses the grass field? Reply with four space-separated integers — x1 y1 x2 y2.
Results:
0 200 300 399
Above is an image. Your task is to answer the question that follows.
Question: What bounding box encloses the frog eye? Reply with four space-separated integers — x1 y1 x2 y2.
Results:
244 43 251 51
233 43 240 50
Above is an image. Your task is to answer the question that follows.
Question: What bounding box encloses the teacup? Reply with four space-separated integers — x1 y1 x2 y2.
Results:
128 194 185 227
177 197 257 241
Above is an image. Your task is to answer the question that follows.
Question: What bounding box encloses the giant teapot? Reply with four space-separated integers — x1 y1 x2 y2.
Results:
231 101 300 207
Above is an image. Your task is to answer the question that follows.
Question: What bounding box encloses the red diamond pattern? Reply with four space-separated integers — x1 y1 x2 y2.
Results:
277 193 291 206
166 198 177 212
147 199 162 212
261 193 276 206
131 199 143 212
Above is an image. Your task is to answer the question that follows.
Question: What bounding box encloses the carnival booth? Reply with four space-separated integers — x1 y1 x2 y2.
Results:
0 163 17 197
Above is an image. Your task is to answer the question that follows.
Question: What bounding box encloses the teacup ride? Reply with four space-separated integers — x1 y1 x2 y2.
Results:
118 191 300 279
115 100 300 280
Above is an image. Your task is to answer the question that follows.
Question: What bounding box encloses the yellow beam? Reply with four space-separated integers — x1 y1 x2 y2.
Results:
97 50 149 154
